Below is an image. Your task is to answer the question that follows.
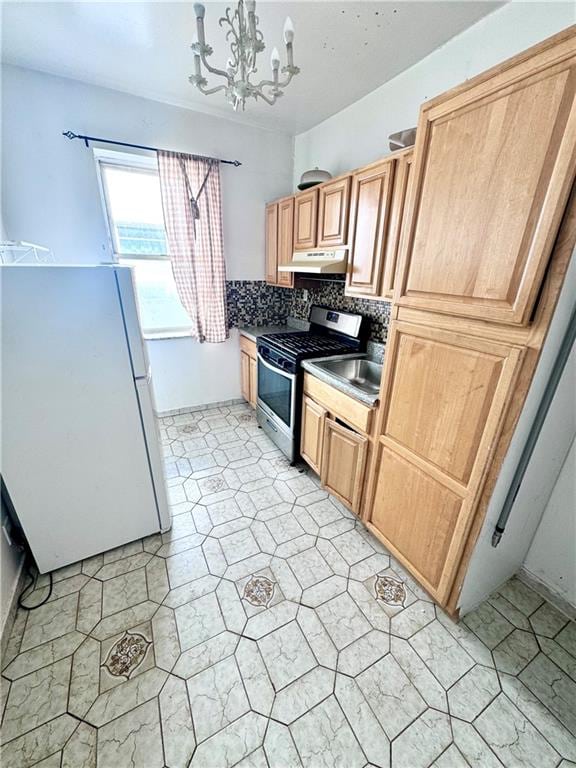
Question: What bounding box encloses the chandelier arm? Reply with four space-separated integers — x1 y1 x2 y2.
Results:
199 53 231 80
198 83 229 96
255 90 277 106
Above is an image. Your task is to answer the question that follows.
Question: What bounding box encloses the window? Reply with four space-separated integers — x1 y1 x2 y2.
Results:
97 155 191 337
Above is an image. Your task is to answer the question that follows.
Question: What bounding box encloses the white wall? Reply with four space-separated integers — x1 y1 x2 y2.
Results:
1 65 294 413
523 439 576 609
293 2 575 183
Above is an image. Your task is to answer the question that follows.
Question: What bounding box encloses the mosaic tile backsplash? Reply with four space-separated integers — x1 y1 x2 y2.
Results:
226 281 289 328
226 280 391 343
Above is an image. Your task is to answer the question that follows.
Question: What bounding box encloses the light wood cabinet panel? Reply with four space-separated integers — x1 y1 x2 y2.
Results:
300 395 327 474
303 373 374 434
294 188 318 251
345 158 395 297
381 149 413 298
277 197 295 288
249 356 257 408
317 176 351 248
395 30 576 325
321 418 368 513
240 350 251 403
240 336 257 408
265 203 278 285
368 321 524 603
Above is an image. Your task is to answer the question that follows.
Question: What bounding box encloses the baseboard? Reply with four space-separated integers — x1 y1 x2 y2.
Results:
1 554 27 659
155 397 245 418
518 566 576 621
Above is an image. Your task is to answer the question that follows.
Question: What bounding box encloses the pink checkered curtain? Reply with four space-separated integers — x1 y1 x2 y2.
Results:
157 150 228 343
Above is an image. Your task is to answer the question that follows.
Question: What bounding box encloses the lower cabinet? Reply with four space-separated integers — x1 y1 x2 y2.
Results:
300 377 372 515
240 336 258 408
300 395 326 475
321 419 368 512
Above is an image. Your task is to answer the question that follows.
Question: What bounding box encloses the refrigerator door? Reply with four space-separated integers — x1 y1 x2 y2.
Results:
1 265 164 572
135 377 171 532
114 265 149 379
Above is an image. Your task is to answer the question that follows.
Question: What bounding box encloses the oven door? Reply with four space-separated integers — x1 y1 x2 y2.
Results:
257 352 296 434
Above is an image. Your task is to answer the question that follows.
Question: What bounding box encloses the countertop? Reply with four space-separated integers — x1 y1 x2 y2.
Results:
238 325 292 342
302 353 381 407
238 318 307 343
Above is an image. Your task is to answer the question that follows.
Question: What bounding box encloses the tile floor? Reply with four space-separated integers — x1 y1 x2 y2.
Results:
1 401 575 768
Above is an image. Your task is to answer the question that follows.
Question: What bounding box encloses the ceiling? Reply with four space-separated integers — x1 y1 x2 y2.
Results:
1 1 504 133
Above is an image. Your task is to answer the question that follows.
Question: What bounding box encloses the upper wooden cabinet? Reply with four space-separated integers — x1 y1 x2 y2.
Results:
293 188 319 251
395 30 576 325
265 197 294 287
345 158 395 297
381 149 414 298
265 202 278 285
367 321 524 603
277 197 294 288
317 176 351 248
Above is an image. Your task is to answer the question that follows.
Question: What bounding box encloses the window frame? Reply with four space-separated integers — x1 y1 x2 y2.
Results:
94 148 192 339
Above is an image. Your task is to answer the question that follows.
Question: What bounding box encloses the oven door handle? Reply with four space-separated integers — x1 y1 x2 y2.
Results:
257 352 296 381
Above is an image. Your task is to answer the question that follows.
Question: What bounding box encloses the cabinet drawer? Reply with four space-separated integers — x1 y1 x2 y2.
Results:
240 335 257 358
303 373 373 434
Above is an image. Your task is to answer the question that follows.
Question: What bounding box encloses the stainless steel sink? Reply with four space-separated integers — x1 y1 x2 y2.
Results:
313 358 382 394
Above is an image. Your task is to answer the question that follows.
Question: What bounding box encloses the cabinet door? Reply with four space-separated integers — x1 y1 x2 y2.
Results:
317 176 351 248
381 150 413 298
300 395 327 475
277 197 294 289
321 418 368 513
396 31 576 325
367 321 524 604
249 356 258 408
293 188 318 251
240 351 251 403
265 203 278 285
345 159 395 297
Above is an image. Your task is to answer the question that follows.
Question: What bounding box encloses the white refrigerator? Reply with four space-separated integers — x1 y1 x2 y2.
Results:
1 264 171 573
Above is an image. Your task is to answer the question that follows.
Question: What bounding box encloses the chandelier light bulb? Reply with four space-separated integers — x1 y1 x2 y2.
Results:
283 17 294 44
245 0 256 13
193 3 205 19
270 47 280 70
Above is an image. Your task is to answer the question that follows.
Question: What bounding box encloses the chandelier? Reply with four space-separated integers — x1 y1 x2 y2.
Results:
189 1 300 111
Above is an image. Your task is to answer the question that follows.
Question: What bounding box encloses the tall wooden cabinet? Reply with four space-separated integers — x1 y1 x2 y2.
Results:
368 323 524 602
365 27 576 612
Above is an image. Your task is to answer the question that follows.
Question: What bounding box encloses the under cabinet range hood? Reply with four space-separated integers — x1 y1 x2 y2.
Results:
278 248 348 274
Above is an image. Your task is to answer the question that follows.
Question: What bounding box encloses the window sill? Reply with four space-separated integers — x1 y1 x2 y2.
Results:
143 330 193 341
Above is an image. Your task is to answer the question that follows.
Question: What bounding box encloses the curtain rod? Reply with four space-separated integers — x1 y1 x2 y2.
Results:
62 131 242 167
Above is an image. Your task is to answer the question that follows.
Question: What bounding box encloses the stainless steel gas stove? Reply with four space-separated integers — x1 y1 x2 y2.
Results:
256 306 367 462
